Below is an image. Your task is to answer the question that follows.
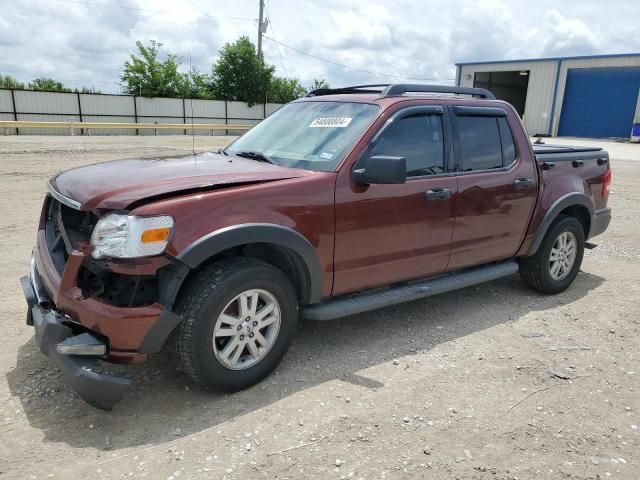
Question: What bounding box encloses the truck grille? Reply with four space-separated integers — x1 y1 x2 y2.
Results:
44 197 96 275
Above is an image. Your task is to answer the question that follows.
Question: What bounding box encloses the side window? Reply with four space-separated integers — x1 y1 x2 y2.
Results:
498 116 516 165
457 116 503 171
370 114 445 177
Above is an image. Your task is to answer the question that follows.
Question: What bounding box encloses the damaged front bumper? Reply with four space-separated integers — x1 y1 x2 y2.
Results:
21 244 183 410
21 271 131 411
19 195 186 410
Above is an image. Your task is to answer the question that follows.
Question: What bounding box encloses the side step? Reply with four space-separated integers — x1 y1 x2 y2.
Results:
302 261 519 321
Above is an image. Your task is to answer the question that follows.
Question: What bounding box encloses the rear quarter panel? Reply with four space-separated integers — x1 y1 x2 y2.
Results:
517 153 609 255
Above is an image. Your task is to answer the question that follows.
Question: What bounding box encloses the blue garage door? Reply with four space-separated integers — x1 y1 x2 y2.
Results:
558 67 640 138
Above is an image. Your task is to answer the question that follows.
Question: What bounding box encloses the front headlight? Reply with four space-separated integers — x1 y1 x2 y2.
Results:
90 213 174 259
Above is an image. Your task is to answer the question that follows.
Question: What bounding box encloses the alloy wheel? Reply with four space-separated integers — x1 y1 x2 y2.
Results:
212 289 281 370
549 231 577 281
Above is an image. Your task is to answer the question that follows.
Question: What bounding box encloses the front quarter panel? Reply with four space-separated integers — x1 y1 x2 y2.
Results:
131 173 337 298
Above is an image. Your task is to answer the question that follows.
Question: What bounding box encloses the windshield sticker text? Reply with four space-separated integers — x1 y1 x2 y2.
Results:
308 117 352 128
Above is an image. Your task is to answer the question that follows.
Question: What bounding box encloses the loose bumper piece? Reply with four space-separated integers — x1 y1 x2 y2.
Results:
21 272 131 411
55 333 107 356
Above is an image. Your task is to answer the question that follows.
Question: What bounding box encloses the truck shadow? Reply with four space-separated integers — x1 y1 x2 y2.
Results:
6 271 604 451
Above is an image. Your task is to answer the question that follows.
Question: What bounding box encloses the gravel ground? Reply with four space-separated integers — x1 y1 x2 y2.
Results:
0 135 638 480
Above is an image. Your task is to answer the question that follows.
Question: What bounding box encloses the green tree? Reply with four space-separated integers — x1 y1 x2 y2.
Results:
75 86 102 94
211 36 274 105
183 67 214 99
121 40 190 97
28 77 72 92
268 76 306 103
0 74 25 89
308 78 330 91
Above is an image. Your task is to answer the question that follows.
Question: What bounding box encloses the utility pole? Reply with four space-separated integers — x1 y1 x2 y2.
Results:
257 0 267 60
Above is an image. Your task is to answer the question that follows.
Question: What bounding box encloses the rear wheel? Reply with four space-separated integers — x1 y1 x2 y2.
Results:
519 215 585 294
171 258 298 392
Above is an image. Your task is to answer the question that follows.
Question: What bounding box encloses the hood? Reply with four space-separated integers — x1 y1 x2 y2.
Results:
51 152 312 211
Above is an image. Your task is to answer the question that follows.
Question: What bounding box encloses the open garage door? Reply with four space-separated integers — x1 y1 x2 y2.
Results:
473 70 529 117
558 67 640 138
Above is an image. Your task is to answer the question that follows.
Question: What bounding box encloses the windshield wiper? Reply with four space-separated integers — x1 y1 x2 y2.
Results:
234 150 275 164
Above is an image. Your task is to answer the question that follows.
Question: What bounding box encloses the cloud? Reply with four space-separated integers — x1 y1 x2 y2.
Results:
542 10 600 56
0 0 639 92
326 4 394 50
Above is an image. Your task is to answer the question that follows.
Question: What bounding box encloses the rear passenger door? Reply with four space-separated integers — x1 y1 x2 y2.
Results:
447 106 537 270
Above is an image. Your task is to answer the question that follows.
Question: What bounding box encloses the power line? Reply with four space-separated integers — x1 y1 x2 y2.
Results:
263 35 454 82
264 0 288 76
54 0 256 21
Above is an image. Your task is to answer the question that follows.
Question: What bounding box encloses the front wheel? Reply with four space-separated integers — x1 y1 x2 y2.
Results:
171 257 298 392
519 215 585 294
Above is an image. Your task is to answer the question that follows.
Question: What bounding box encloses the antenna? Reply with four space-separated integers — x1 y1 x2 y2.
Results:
189 53 195 156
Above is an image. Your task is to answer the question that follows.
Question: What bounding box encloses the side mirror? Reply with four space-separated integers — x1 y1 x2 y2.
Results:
353 155 406 185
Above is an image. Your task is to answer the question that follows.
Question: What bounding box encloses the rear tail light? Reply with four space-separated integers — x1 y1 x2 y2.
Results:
602 167 612 200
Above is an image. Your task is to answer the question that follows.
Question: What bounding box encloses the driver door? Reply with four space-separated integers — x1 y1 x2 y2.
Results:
332 105 457 296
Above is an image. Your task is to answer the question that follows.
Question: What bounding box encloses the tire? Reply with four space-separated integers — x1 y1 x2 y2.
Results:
171 257 298 392
519 215 585 294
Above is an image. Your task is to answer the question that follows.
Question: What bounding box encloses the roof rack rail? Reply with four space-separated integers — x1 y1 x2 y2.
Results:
305 83 495 100
382 84 495 99
306 84 391 97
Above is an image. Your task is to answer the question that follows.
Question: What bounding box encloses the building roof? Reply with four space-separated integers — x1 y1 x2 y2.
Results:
455 52 640 66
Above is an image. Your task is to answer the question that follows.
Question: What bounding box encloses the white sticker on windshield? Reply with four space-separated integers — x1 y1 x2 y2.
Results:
308 117 352 128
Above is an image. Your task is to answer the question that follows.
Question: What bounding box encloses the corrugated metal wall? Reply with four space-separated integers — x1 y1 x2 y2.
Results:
458 60 557 136
80 93 135 135
0 89 284 136
0 90 16 134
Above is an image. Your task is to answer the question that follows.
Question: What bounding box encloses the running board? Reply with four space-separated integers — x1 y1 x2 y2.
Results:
302 261 519 321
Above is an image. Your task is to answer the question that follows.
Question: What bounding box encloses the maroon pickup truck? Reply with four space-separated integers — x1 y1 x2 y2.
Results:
21 84 612 410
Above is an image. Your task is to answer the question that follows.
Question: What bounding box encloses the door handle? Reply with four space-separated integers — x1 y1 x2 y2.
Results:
426 188 451 201
513 178 534 190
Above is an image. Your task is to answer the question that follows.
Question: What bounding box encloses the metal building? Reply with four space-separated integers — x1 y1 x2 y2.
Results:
455 53 640 138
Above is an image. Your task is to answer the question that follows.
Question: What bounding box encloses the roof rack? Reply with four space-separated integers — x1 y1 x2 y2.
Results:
305 84 392 97
305 83 496 100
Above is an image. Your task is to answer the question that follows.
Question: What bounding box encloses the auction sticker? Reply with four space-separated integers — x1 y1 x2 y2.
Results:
308 117 352 128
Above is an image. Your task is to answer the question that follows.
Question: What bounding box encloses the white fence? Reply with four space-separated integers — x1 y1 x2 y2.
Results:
0 89 284 136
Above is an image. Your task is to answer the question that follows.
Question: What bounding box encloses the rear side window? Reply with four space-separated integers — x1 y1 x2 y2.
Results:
457 116 503 171
370 114 445 177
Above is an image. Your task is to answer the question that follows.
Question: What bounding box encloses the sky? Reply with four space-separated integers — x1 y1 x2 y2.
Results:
1 0 639 93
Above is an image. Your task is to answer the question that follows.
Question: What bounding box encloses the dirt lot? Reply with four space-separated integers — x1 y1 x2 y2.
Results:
0 135 638 480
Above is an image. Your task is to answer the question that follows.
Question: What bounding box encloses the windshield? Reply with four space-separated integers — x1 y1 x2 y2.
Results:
225 101 380 172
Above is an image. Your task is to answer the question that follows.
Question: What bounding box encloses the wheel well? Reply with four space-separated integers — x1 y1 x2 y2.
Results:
559 205 591 237
185 243 311 304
